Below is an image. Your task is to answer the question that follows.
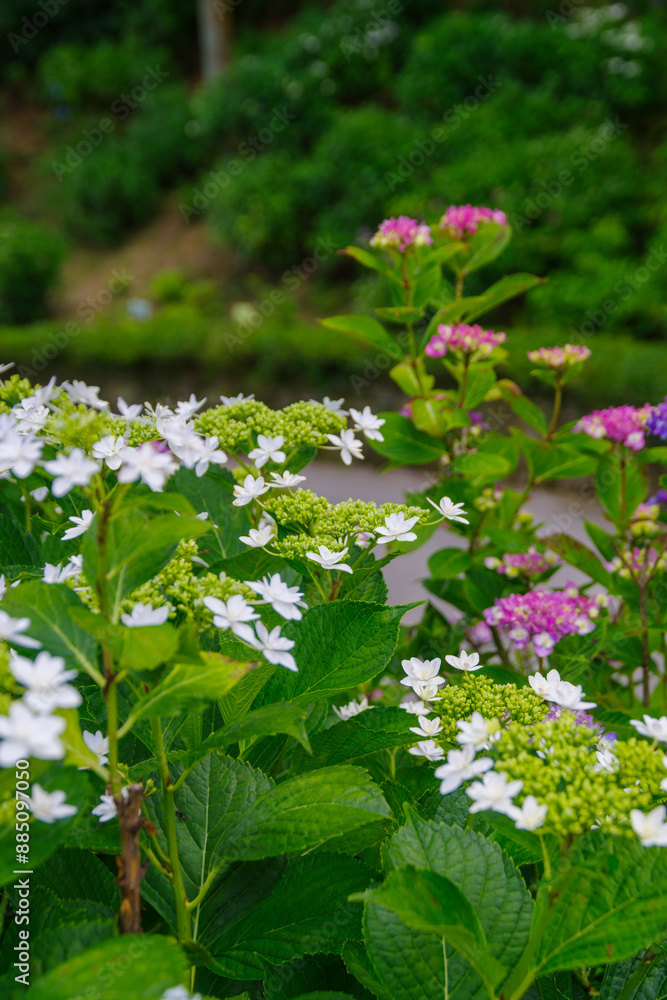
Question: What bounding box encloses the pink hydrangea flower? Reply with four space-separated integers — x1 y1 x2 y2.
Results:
425 323 506 361
370 216 433 252
483 585 602 656
440 204 508 238
484 546 560 579
573 404 654 450
527 345 591 370
605 546 667 578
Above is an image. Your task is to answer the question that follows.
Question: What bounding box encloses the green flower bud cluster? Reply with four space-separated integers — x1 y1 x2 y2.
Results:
0 374 34 411
262 492 427 550
494 715 666 839
45 405 110 454
435 674 547 744
102 417 158 447
194 400 345 452
122 539 253 625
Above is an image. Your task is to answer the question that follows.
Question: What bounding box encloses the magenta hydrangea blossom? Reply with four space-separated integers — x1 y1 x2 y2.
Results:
440 204 507 238
425 323 506 361
370 216 433 252
484 546 560 579
573 404 654 451
483 585 602 657
527 344 591 370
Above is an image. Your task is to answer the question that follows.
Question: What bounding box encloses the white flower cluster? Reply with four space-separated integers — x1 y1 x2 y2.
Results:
203 572 307 672
528 668 596 711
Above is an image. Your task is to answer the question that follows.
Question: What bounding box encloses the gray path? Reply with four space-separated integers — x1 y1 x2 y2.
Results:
306 461 608 623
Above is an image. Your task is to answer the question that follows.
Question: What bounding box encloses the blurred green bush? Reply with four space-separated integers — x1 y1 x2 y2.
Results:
0 218 65 324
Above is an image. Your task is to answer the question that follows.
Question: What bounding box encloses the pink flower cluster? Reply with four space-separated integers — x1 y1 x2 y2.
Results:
604 546 667 578
370 216 433 252
425 323 506 361
440 204 508 238
483 585 602 657
484 546 560 579
573 404 654 450
527 344 591 370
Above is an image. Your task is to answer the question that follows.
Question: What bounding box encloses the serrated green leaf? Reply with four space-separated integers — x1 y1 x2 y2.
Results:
0 513 41 570
256 602 414 706
131 653 248 721
201 854 373 979
289 706 415 773
25 935 188 1000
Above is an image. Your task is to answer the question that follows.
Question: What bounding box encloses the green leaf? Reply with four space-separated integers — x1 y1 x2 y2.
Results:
584 520 617 562
80 508 209 621
368 810 533 1000
452 450 511 485
289 706 416 773
544 534 615 589
596 451 647 525
411 266 443 308
0 770 91 887
34 846 120 913
389 360 429 397
69 606 179 672
170 464 251 561
318 315 403 360
460 222 512 276
464 273 545 321
428 547 471 579
0 581 100 680
600 952 667 1000
369 413 449 465
534 835 667 975
375 306 424 325
225 765 390 861
201 853 373 979
143 754 273 931
200 701 311 754
463 365 497 410
417 243 467 269
0 513 41 569
512 429 598 483
25 935 188 1000
339 245 400 282
361 867 506 995
410 398 469 438
131 653 248 721
257 602 414 706
219 662 276 724
637 447 667 465
498 380 548 435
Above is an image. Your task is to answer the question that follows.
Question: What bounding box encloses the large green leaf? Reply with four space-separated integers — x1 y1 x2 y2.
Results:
257 602 413 707
225 765 391 861
451 450 511 485
369 414 449 466
364 810 533 1000
359 866 506 994
33 846 120 913
0 513 41 569
80 508 209 621
25 935 188 1000
498 380 548 436
533 836 667 975
464 273 545 321
263 952 373 1000
319 315 403 360
289 706 416 773
544 534 615 590
143 754 274 931
596 451 647 526
600 953 667 1000
200 853 373 979
200 702 311 755
69 606 179 672
219 662 277 723
428 547 471 579
130 653 248 721
0 582 100 680
0 770 91 888
171 464 252 561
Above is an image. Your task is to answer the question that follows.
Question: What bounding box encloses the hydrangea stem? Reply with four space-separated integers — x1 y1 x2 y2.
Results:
152 717 191 942
547 374 563 439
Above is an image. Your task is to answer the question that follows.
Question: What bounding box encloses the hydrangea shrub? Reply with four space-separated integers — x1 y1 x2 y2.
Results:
2 207 667 998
